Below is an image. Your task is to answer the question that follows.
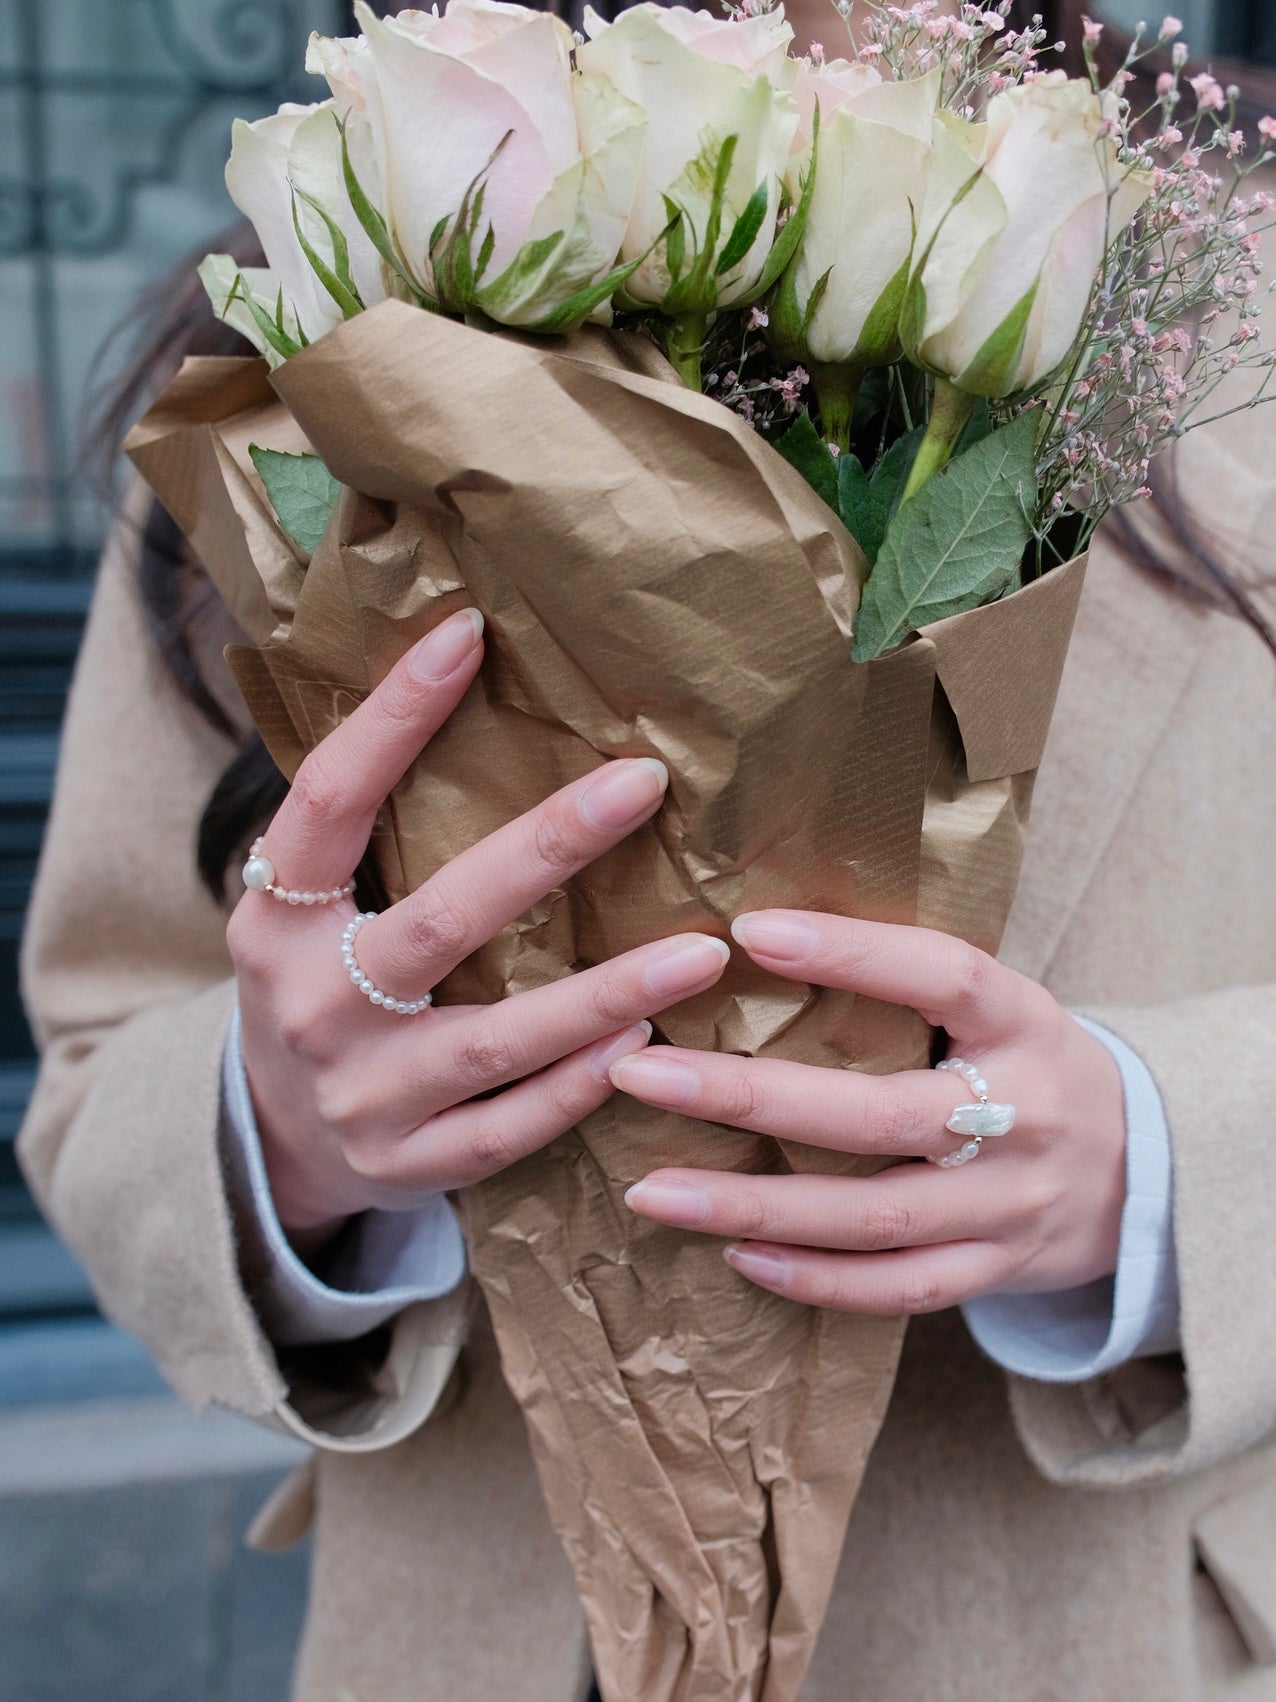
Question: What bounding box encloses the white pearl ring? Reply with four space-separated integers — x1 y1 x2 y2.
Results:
241 838 353 907
928 1057 1017 1168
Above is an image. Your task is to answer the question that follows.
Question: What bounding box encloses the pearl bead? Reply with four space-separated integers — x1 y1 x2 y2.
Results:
242 855 274 892
962 1140 981 1160
370 990 384 1005
287 890 301 904
302 892 316 905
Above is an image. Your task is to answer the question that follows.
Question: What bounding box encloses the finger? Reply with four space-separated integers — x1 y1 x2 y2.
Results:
258 609 485 893
730 911 1052 1046
359 756 669 994
608 1048 972 1158
358 1023 652 1195
403 934 731 1113
721 1238 1014 1315
623 1165 1014 1250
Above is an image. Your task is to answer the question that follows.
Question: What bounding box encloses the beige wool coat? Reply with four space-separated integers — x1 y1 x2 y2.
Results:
17 395 1276 1700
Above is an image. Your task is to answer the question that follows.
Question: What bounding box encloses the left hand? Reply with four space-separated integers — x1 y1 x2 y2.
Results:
610 910 1129 1315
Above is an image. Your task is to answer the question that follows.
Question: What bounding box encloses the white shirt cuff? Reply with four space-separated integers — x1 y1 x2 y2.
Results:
220 1005 468 1348
961 1014 1181 1384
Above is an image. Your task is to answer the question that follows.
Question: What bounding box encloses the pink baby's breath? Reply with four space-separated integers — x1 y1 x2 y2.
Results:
1159 15 1183 37
1190 73 1225 111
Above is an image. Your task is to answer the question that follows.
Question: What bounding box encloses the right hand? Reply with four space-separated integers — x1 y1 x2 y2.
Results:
227 608 730 1253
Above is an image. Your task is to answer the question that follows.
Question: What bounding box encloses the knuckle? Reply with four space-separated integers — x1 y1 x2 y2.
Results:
401 890 470 962
898 1270 945 1314
344 1138 399 1191
464 1117 522 1182
529 804 584 876
585 974 639 1031
947 943 995 1016
729 1187 769 1237
720 1070 767 1128
858 1193 918 1252
454 1020 516 1089
863 1083 921 1155
289 758 345 830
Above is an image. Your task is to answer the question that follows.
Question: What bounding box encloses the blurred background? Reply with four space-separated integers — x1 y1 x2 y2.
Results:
0 0 1273 1697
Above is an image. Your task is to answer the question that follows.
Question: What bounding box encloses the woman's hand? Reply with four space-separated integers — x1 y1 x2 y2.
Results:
228 609 730 1252
612 910 1129 1315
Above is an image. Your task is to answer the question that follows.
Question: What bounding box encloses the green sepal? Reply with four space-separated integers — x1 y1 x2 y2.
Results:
337 114 435 310
230 273 304 360
848 253 911 370
850 411 1036 661
248 444 342 555
662 195 686 284
954 281 1037 398
290 189 362 320
715 179 769 278
741 101 820 308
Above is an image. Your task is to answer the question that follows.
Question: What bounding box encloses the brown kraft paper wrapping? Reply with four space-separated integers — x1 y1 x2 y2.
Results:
127 298 1086 1702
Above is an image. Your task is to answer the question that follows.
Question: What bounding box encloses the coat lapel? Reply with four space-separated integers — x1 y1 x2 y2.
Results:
1000 538 1212 985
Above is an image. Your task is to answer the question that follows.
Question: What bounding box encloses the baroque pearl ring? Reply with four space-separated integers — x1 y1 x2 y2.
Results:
241 839 353 907
342 912 433 1016
928 1057 1016 1168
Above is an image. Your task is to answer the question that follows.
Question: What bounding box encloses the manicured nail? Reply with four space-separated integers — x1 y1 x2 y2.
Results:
723 1244 790 1285
588 1022 653 1083
580 758 669 831
609 1051 700 1105
408 609 484 681
624 1177 711 1226
731 911 819 962
642 935 730 997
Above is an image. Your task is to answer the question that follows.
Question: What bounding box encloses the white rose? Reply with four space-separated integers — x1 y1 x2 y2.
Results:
328 0 644 330
780 71 939 374
903 73 1152 397
203 100 387 364
576 4 799 323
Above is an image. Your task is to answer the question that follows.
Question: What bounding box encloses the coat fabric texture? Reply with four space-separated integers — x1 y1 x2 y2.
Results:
17 400 1276 1700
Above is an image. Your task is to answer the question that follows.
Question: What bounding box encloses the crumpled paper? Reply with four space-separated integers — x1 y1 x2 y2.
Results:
128 298 1085 1702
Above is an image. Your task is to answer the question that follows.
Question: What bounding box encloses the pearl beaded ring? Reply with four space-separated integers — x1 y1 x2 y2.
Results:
241 839 354 907
928 1057 1017 1168
342 912 433 1016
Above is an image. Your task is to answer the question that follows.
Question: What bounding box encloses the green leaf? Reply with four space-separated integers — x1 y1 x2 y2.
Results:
715 180 768 277
850 412 1036 662
248 445 342 556
774 412 838 512
954 396 992 456
835 425 923 566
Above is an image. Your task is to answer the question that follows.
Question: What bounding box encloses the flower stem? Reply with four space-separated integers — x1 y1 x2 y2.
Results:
900 378 979 503
665 312 708 391
812 363 861 455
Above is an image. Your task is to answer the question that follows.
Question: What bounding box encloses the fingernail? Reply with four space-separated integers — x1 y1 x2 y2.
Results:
609 1051 700 1105
625 1177 711 1226
588 1021 653 1083
723 1244 790 1285
642 935 730 997
580 758 669 831
408 609 484 682
731 911 819 962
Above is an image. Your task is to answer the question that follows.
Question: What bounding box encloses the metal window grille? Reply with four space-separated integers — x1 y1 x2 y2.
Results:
0 0 342 1397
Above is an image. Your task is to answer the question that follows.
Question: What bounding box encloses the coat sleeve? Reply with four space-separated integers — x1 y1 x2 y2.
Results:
17 514 468 1450
1004 984 1276 1488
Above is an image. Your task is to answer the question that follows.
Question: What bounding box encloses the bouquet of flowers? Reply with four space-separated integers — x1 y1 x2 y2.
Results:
128 3 1275 1696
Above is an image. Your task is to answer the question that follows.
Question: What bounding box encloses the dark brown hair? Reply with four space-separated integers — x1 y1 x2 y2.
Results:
89 0 1275 903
